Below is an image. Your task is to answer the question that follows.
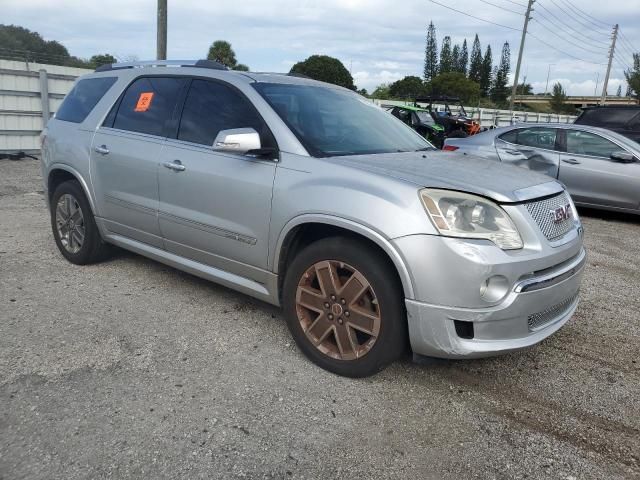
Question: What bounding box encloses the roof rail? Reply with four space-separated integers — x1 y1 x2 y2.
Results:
95 59 228 72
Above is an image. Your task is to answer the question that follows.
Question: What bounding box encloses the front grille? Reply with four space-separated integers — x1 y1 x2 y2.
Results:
525 192 575 241
527 292 579 331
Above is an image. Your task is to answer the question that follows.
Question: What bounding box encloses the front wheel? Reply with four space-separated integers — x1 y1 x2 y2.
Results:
282 237 406 377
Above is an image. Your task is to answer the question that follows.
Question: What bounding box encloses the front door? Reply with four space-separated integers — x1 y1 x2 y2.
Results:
158 78 277 278
91 75 185 248
558 129 640 210
495 126 560 178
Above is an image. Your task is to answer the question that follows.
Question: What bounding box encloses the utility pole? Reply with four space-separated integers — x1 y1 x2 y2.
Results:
510 0 535 112
594 72 600 96
600 24 618 105
544 63 554 95
157 0 167 60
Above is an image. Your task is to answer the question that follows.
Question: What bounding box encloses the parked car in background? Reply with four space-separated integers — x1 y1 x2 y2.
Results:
444 124 640 214
574 105 640 144
41 60 585 377
384 104 446 148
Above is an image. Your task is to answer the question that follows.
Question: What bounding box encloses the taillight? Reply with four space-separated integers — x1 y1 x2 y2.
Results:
442 145 459 152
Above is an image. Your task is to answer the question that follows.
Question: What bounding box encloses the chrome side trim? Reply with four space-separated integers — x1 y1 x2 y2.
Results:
105 194 156 215
514 248 586 293
158 210 257 245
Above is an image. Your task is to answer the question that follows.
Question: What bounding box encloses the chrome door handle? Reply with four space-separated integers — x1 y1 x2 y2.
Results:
163 160 186 172
94 145 109 155
562 159 581 165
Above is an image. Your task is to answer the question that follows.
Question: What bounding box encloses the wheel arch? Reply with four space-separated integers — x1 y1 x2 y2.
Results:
273 215 415 302
47 164 96 214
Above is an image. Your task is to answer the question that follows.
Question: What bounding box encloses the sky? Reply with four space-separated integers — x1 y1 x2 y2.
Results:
3 0 640 95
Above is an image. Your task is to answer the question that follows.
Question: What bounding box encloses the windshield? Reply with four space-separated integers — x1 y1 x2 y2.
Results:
415 111 435 125
253 83 434 157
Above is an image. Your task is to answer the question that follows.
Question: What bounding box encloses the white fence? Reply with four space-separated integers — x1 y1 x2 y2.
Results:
373 99 577 128
0 59 92 153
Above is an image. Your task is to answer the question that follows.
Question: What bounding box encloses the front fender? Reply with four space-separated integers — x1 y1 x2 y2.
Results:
272 214 416 300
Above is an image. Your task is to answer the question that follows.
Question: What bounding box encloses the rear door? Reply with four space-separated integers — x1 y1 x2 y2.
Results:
91 76 186 248
495 126 560 178
158 78 277 276
557 129 640 209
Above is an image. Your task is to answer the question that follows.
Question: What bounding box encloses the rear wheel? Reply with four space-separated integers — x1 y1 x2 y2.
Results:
282 237 406 377
50 180 111 265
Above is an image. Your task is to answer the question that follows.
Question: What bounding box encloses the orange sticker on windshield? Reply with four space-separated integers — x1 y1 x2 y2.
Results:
134 92 154 112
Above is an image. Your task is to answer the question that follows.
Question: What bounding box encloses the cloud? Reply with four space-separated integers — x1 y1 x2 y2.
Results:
3 0 640 95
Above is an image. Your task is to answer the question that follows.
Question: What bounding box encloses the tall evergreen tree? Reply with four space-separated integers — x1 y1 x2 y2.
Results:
423 21 438 82
451 44 460 74
490 42 510 104
479 45 492 97
468 34 483 83
616 85 622 96
457 39 469 75
439 36 453 74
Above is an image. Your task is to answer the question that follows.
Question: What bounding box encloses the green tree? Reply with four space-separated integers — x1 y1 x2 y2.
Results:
616 85 622 96
624 53 640 101
490 42 510 105
357 88 369 97
439 36 453 74
549 82 570 113
89 54 117 68
233 63 249 71
207 40 237 68
371 83 391 99
456 39 468 75
388 76 427 99
430 72 480 103
0 24 90 67
468 34 483 84
479 45 493 97
515 83 533 95
451 44 460 74
290 55 355 89
423 21 438 82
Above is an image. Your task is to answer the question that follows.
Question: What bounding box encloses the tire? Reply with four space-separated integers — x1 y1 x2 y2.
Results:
447 129 468 139
282 236 406 377
50 180 111 265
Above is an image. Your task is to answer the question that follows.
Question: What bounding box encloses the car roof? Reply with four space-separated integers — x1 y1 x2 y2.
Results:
85 60 350 91
580 105 640 110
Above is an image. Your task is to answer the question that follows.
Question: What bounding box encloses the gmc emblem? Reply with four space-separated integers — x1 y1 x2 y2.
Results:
550 204 572 224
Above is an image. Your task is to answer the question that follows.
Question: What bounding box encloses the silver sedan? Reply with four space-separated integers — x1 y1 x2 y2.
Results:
444 123 640 214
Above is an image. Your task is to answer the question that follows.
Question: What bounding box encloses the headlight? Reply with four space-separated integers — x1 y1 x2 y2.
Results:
419 189 523 250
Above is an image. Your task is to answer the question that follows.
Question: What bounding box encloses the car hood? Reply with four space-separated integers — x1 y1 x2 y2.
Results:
324 151 563 203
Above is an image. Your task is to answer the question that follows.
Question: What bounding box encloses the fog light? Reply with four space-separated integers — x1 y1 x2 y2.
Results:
480 275 510 303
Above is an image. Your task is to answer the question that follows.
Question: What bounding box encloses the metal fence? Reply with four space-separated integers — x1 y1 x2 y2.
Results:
373 99 577 128
0 59 91 153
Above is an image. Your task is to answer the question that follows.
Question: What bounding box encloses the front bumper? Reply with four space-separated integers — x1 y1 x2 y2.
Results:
394 230 585 358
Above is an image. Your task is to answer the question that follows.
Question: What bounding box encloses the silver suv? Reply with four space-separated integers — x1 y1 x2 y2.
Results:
41 60 586 377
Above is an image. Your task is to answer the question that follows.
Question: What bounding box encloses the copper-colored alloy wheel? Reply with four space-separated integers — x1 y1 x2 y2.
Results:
295 260 381 361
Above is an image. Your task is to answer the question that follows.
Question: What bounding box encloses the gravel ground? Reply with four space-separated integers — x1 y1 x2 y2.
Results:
1 158 638 480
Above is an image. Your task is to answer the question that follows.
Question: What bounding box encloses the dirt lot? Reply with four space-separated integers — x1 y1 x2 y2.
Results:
1 158 639 479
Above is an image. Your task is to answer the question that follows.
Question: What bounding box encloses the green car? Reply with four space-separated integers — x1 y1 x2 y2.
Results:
385 104 446 149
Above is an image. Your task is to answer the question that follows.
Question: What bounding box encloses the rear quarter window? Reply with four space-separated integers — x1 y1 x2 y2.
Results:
55 77 117 123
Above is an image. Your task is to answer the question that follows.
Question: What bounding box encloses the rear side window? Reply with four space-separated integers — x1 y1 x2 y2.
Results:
499 127 557 149
565 130 620 158
112 77 184 136
177 79 275 149
56 77 116 123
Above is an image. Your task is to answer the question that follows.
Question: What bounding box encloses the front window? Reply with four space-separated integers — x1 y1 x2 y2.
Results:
415 111 435 125
253 83 434 157
565 130 621 158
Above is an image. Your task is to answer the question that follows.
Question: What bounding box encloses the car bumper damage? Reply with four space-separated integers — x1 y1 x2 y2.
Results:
395 233 586 359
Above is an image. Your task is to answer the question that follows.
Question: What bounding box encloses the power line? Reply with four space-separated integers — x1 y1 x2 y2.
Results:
426 0 521 30
557 0 612 29
531 16 607 55
541 0 611 36
534 2 610 47
475 0 524 15
527 31 607 65
618 30 638 55
498 0 527 7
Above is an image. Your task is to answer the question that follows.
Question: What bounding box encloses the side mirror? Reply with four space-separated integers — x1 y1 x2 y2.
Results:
610 151 637 163
213 128 261 155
